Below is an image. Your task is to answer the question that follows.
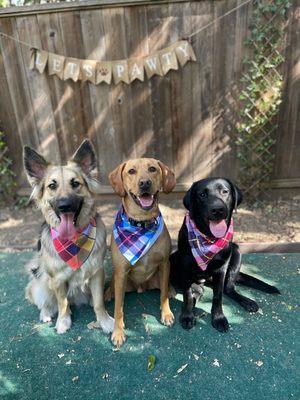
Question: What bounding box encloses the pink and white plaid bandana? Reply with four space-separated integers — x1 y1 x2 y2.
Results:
185 213 233 271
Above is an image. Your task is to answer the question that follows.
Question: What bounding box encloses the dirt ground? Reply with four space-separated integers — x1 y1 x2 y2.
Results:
0 193 299 251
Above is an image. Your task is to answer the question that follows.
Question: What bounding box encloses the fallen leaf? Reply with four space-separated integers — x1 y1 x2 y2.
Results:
58 353 64 359
147 355 156 371
193 354 199 360
66 360 72 365
72 376 79 382
102 373 109 380
177 363 188 374
255 360 264 367
87 321 101 330
213 359 220 367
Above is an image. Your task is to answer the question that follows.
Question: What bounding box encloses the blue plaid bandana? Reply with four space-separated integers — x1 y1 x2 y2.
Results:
113 207 164 265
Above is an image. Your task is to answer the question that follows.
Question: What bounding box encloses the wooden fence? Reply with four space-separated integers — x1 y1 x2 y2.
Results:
0 0 299 193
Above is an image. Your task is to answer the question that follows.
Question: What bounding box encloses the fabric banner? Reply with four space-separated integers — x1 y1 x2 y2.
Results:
30 40 196 85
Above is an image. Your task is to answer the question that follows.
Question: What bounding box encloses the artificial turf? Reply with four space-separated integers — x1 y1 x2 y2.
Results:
0 252 299 400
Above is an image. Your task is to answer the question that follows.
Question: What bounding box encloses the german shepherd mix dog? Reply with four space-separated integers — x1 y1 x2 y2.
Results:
170 178 280 332
107 158 176 347
23 140 114 334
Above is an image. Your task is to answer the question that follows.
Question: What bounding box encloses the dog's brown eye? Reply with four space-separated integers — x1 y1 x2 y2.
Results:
48 182 57 191
71 179 80 189
128 168 136 175
148 166 157 173
200 192 206 198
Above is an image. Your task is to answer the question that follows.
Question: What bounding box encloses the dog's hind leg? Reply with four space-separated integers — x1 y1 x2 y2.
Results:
89 268 114 334
26 277 58 322
224 244 259 312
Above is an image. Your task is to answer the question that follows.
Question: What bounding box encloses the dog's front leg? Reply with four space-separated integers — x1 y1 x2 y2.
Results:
159 259 174 326
211 267 229 333
180 286 196 329
111 267 128 347
89 268 114 334
52 281 71 334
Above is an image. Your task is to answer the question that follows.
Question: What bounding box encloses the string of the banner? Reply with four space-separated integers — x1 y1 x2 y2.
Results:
0 0 253 56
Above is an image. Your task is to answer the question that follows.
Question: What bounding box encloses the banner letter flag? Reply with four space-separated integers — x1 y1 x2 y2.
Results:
81 60 97 84
144 55 163 79
29 48 48 73
159 47 178 75
96 61 112 84
128 59 144 83
175 40 197 66
48 53 65 79
112 60 130 84
63 58 81 82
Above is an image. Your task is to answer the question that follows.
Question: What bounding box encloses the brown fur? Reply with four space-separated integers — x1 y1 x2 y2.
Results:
107 158 176 347
23 140 114 334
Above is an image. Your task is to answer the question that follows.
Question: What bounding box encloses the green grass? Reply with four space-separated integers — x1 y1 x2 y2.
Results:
0 252 299 400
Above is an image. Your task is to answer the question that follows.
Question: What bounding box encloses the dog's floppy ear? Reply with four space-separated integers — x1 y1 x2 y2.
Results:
183 183 195 211
158 161 176 194
227 180 243 211
23 146 48 186
109 162 126 197
71 139 96 175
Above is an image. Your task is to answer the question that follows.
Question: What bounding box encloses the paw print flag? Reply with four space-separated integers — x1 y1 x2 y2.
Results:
96 61 112 84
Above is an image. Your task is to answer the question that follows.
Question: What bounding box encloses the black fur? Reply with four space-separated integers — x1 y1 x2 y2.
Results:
170 178 280 332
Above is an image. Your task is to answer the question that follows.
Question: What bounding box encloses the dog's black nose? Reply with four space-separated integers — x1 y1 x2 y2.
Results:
210 206 226 218
56 198 73 213
139 179 152 191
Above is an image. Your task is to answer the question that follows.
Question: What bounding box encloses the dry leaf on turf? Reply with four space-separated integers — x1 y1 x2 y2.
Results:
177 364 188 373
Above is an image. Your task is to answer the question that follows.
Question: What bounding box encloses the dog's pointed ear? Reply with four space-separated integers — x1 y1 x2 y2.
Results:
71 139 96 175
158 161 176 194
227 180 243 211
109 162 126 197
23 146 48 185
183 183 195 211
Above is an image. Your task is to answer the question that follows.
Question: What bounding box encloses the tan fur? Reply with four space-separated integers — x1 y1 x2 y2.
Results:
108 158 176 347
23 141 114 334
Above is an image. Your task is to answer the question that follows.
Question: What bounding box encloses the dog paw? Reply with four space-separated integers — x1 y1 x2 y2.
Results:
39 309 52 323
180 313 196 330
241 299 259 313
111 329 126 348
99 314 115 334
56 315 72 334
161 311 175 327
212 315 229 333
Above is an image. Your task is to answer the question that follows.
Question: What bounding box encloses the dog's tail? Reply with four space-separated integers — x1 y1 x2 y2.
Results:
236 272 280 294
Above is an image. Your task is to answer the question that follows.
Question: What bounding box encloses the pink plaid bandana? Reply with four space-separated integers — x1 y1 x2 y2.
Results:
185 213 233 271
50 218 96 270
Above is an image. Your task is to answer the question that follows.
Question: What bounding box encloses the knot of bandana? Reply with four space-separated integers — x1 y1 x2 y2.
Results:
51 218 96 270
185 213 233 271
113 207 164 266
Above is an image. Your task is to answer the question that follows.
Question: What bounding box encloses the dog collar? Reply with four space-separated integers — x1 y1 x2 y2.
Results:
185 213 233 271
50 218 96 270
127 216 158 229
113 207 164 266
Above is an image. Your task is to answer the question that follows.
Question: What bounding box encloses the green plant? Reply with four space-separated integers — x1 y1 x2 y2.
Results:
236 0 291 199
0 131 16 205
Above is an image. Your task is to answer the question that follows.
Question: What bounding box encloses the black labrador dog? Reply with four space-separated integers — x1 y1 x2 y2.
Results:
170 178 280 332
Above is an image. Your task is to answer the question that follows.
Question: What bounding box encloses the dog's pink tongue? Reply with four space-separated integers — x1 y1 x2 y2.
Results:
58 213 76 240
209 220 227 238
139 195 153 208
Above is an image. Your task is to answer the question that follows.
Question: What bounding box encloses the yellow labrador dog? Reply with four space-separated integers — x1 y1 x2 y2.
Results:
23 139 114 334
107 158 176 347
